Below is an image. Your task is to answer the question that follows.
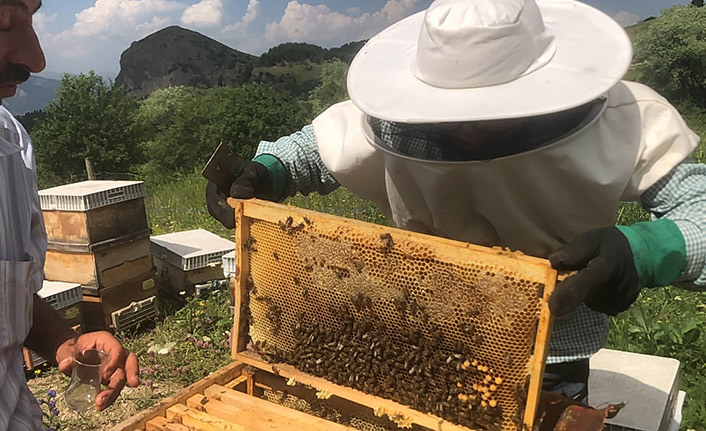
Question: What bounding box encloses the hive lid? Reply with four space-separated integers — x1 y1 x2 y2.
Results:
39 180 146 211
151 229 234 271
38 280 83 310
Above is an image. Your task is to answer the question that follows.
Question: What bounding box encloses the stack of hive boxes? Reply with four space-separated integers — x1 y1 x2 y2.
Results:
39 180 158 332
151 229 234 296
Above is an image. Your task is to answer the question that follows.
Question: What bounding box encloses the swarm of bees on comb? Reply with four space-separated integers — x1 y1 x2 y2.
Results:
239 213 547 431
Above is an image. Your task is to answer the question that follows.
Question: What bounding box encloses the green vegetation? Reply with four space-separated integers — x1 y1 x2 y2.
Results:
32 72 142 188
259 41 365 66
630 5 706 111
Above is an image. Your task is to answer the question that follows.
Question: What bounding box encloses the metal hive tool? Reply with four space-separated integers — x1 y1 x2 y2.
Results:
230 199 556 431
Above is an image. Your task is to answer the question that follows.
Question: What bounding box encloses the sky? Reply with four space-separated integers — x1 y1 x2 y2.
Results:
33 0 689 79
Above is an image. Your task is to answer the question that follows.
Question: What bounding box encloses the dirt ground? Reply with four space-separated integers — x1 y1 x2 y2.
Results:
26 367 183 431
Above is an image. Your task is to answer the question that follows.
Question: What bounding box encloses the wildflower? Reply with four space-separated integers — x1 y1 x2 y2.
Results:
49 400 56 409
47 389 57 398
52 408 60 416
196 341 204 348
38 399 46 405
199 301 205 306
145 380 153 388
205 317 213 324
179 291 186 296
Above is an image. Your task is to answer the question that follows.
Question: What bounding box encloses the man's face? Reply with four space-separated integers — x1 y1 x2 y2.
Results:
0 0 45 104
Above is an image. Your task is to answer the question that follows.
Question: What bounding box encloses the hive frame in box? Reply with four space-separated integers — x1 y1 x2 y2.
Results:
229 199 556 431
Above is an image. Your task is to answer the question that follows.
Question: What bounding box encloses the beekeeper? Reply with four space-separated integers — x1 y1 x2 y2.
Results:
208 0 705 401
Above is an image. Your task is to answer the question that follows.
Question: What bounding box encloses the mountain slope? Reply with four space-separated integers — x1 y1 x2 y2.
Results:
4 75 60 115
115 26 257 97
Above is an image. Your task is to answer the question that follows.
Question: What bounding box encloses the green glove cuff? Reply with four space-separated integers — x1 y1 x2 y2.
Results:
253 154 287 201
616 219 686 288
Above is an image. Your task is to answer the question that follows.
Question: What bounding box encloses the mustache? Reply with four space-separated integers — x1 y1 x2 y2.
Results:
0 64 31 84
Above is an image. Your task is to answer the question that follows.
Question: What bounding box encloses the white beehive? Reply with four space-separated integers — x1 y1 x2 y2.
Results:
38 280 83 310
151 229 234 293
222 251 236 278
39 180 149 247
151 229 234 271
39 180 145 211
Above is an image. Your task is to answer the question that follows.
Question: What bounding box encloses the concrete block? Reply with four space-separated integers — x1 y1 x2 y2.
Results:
589 349 680 431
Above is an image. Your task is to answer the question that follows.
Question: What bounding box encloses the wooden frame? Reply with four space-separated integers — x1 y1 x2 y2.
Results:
229 198 557 431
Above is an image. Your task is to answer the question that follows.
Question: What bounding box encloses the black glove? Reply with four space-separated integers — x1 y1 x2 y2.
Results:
206 161 272 229
548 227 639 317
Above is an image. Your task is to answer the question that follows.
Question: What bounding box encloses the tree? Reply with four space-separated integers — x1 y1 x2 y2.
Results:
692 0 703 8
632 5 706 109
134 86 196 146
308 59 350 117
141 84 308 175
32 72 141 186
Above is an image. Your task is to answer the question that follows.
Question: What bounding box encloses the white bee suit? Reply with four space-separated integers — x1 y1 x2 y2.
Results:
313 81 699 360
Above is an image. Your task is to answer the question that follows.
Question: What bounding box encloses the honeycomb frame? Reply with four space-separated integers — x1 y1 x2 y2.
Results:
229 198 556 431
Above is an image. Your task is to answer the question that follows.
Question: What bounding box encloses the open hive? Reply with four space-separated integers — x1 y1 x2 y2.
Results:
230 199 556 431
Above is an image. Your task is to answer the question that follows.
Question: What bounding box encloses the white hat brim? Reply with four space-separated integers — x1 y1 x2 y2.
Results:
347 0 633 123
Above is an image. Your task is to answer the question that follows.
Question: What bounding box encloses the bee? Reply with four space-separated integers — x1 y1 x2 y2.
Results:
303 216 312 226
380 233 394 252
466 307 480 318
392 296 407 313
245 274 257 295
504 353 514 366
293 276 300 286
351 292 371 311
459 322 475 336
351 258 365 273
242 237 257 252
288 223 306 235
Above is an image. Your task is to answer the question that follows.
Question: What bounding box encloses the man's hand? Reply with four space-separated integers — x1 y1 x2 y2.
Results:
206 160 272 229
56 331 139 411
548 227 639 317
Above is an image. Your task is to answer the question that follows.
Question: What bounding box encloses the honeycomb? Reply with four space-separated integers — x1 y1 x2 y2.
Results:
231 199 555 431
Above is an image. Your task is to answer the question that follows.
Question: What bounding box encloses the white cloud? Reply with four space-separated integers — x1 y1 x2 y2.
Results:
613 11 640 27
33 12 57 33
71 0 185 37
36 0 187 74
264 0 420 46
181 0 224 27
223 0 259 33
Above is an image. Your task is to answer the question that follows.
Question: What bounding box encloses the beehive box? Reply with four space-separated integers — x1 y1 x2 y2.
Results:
44 230 153 288
229 199 556 431
108 362 379 431
151 229 234 294
24 281 84 371
82 271 158 332
39 180 148 246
